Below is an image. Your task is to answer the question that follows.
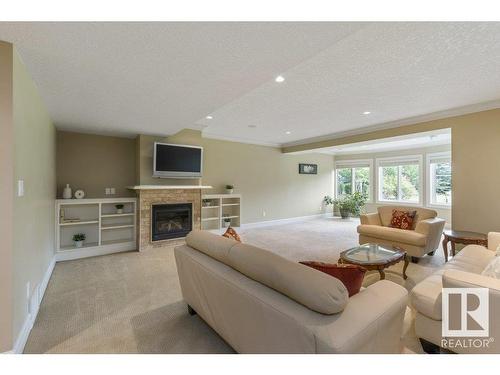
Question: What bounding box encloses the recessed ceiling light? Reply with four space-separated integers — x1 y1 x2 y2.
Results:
285 131 291 135
205 115 213 120
362 111 371 115
248 125 257 128
275 75 285 83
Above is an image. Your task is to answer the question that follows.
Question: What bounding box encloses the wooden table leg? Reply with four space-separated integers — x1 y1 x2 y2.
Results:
442 235 449 262
378 269 385 280
402 256 409 280
451 241 456 257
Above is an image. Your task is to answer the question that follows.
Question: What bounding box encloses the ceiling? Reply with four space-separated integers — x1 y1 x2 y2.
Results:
308 129 451 155
1 22 500 145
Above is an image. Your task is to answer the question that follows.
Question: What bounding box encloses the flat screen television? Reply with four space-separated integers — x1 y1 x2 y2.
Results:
153 142 203 178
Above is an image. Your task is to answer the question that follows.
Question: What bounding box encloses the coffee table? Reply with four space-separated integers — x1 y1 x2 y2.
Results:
339 243 409 280
442 230 488 262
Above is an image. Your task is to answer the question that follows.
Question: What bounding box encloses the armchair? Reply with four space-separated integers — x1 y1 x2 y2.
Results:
357 206 446 259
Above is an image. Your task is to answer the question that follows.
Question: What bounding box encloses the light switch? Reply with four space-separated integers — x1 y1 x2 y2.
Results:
105 188 110 195
17 180 24 197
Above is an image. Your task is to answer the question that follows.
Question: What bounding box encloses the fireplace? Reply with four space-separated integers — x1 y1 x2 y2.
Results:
151 203 192 241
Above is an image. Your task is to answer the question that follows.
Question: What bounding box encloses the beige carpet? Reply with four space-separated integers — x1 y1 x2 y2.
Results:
24 217 445 353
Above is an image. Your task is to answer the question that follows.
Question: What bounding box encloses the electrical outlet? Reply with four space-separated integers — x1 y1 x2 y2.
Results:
110 187 115 195
17 180 24 197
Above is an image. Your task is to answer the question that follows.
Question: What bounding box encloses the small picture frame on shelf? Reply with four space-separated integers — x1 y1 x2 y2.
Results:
298 163 318 175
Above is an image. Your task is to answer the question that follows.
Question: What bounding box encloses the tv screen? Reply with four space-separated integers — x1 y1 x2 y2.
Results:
153 143 203 178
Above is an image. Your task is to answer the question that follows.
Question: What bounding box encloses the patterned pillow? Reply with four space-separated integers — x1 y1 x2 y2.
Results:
390 209 417 230
222 226 241 242
299 261 366 297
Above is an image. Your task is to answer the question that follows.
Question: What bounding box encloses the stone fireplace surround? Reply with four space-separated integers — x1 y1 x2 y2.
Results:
128 185 212 251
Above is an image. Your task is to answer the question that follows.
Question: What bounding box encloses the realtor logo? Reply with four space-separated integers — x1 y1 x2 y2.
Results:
442 288 489 337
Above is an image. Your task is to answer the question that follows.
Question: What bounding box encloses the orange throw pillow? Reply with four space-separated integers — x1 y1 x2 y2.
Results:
222 227 241 242
299 261 366 297
390 209 416 230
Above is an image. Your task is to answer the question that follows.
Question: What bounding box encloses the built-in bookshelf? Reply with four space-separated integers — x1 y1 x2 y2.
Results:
201 194 241 232
55 198 137 261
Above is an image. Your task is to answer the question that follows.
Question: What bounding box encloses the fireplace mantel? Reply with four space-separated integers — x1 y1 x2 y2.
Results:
128 185 212 190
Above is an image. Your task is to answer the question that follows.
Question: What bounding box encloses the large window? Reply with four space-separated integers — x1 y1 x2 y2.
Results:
335 161 372 200
427 152 452 206
377 156 422 204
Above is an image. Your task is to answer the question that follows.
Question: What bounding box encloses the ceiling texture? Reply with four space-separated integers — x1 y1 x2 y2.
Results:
1 22 500 147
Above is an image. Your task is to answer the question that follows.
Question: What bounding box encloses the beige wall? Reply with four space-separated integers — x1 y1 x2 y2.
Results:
334 144 452 224
137 130 333 224
56 131 136 198
0 41 14 352
285 109 500 234
12 48 56 347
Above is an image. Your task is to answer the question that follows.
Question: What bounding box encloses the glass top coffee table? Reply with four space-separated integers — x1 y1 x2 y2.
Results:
339 243 409 280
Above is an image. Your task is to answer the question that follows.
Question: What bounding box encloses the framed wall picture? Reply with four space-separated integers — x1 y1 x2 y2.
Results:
299 163 318 174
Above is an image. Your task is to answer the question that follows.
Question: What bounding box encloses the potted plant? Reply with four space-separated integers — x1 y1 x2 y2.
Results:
202 199 212 207
115 204 124 214
73 233 86 248
225 185 234 194
323 192 367 219
223 217 231 228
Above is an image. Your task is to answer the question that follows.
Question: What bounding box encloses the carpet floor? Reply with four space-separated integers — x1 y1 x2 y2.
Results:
24 217 446 353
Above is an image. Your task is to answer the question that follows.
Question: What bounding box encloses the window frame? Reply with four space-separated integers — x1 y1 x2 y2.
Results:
426 151 452 209
334 159 373 203
375 155 423 206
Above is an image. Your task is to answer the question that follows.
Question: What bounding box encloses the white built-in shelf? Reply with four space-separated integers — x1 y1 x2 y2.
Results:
201 217 219 222
59 220 99 226
127 185 212 190
55 197 137 261
201 194 241 231
101 224 135 230
101 213 135 218
59 242 99 251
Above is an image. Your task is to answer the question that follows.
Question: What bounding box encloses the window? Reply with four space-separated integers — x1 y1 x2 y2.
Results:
427 152 452 206
335 160 372 200
377 156 422 204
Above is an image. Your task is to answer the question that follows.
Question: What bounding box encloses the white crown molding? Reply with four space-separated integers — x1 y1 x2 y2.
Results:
201 131 281 148
282 99 500 148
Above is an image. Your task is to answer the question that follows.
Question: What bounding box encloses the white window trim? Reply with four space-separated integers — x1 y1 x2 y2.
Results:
334 159 374 203
426 151 452 209
375 155 423 206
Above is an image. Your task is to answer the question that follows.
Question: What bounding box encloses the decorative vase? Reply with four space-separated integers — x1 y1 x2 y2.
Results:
226 189 233 194
339 208 351 219
63 184 72 199
116 208 123 214
224 221 231 228
74 240 84 248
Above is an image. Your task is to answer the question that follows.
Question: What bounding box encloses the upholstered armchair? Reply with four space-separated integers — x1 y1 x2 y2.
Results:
357 206 446 260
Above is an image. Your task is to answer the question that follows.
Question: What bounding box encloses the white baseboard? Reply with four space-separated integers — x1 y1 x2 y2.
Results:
241 213 328 230
12 256 55 354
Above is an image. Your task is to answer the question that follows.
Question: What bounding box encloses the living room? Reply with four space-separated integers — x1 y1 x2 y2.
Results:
1 3 500 372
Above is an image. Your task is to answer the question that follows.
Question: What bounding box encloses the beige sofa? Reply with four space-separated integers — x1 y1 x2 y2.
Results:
410 232 500 353
358 206 446 259
175 230 408 353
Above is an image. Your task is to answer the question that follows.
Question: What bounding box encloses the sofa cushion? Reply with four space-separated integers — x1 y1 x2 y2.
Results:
378 206 437 227
389 209 416 230
357 224 427 246
299 261 366 297
186 230 349 315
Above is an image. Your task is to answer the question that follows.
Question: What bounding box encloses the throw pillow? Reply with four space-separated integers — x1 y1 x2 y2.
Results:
482 256 500 279
299 261 366 297
390 209 417 230
222 226 241 242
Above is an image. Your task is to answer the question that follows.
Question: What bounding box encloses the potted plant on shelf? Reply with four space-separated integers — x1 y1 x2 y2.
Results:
202 199 212 207
73 233 86 248
323 192 368 219
223 217 231 228
115 204 124 214
225 185 234 194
